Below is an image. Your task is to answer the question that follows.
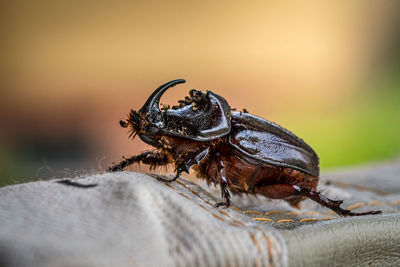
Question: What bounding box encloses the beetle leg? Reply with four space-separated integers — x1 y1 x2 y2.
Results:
214 155 231 208
171 148 210 180
255 184 381 216
108 150 170 172
157 165 187 183
298 187 382 217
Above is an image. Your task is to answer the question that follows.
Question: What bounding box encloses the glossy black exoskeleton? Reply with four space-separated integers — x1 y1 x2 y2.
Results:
109 79 381 217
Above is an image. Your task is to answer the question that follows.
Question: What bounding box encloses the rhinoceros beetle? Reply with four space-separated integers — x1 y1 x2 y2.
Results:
109 79 381 217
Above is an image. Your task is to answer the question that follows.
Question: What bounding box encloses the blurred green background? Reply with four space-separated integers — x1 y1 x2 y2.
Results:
1 1 399 186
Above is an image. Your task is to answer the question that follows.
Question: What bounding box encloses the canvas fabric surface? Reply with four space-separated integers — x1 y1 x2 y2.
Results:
0 159 399 267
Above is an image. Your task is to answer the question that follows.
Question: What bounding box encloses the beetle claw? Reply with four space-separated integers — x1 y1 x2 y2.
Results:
337 208 382 217
331 199 344 206
328 200 382 217
330 199 382 217
214 201 231 208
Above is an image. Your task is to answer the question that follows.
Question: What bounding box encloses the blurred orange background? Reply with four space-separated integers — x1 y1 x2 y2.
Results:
1 1 399 185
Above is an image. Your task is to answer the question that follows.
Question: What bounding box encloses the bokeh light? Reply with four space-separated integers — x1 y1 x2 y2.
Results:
1 1 399 186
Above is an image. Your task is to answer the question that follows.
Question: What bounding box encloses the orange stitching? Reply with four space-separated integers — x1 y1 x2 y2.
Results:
217 209 231 218
175 180 210 204
321 217 338 220
211 213 225 222
230 219 246 227
177 192 191 200
243 210 262 215
163 183 176 190
264 210 283 215
285 211 301 215
173 180 234 212
248 232 262 267
249 232 261 253
347 203 365 210
390 200 400 206
184 187 231 215
252 218 273 222
229 206 241 211
367 200 385 206
175 179 188 188
197 203 209 211
175 180 216 206
188 188 201 198
203 199 214 207
276 219 294 223
228 222 244 227
175 179 210 202
197 203 233 224
261 232 274 267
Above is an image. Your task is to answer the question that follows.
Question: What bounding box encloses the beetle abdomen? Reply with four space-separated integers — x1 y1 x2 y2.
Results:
195 149 318 198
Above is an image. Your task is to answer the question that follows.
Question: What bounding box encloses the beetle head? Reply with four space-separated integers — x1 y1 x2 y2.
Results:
119 79 186 146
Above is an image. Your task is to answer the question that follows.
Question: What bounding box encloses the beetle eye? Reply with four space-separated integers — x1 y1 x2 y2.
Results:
146 124 160 134
120 120 128 128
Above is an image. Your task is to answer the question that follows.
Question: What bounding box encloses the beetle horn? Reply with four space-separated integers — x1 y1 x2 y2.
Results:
139 79 186 127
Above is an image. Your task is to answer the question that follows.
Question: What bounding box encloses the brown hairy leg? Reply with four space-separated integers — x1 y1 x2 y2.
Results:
108 150 171 172
214 153 232 208
171 147 210 182
108 147 210 183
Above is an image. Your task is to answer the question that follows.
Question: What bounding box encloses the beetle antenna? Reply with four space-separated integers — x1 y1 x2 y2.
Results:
129 131 138 140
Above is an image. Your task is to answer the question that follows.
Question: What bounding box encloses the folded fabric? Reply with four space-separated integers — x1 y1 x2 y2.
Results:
0 159 399 267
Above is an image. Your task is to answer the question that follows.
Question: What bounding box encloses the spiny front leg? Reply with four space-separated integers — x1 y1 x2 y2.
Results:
108 150 171 172
214 153 231 208
167 148 210 182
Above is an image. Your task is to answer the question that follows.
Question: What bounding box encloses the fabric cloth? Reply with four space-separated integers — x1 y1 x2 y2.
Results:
0 159 399 266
